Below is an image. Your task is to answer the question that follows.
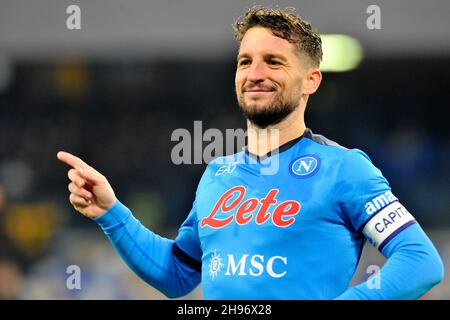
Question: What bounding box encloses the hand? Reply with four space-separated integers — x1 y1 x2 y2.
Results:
57 151 117 219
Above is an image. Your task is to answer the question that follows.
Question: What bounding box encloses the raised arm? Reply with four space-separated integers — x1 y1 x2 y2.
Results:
57 151 201 298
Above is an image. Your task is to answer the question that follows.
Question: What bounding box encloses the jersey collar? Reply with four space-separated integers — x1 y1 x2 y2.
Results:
244 128 310 162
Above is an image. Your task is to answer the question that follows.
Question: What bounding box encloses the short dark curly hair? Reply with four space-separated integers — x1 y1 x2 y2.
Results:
233 6 323 67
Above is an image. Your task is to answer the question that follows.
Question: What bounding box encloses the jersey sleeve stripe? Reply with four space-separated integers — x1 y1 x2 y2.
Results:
172 243 202 272
378 220 417 252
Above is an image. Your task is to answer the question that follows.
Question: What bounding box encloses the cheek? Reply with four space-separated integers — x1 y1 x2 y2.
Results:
285 76 303 96
235 71 246 88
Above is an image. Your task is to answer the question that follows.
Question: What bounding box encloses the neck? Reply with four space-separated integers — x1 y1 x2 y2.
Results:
246 105 306 157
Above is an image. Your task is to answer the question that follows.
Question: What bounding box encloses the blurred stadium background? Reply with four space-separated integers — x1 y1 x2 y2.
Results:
0 0 449 299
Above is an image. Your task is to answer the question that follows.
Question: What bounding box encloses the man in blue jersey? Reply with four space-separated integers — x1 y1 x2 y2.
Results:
57 6 444 299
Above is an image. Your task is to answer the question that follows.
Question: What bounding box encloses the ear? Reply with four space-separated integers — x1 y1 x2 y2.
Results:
302 67 322 95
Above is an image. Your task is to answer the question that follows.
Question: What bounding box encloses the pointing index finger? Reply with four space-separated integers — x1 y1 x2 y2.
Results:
57 151 89 169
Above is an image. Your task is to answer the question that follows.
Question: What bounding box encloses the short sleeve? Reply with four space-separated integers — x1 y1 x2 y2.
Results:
336 149 416 251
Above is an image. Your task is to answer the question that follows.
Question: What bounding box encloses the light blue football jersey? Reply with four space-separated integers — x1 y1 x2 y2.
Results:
173 128 417 299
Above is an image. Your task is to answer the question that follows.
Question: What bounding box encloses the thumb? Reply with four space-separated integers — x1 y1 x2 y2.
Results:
76 167 104 185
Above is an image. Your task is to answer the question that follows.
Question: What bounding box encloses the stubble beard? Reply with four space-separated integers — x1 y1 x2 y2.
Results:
237 90 299 129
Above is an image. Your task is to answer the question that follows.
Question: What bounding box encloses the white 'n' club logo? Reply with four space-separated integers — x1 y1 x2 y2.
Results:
290 155 320 178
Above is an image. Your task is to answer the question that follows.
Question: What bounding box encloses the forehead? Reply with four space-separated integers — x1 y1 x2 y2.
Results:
238 26 297 59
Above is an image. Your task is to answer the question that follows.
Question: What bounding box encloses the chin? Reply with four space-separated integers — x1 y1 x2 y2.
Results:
245 100 273 112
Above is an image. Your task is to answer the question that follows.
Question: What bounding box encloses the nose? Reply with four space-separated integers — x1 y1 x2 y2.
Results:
246 61 266 83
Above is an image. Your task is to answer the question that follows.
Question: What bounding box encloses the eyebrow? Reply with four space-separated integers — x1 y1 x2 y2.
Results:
236 53 250 61
237 53 288 62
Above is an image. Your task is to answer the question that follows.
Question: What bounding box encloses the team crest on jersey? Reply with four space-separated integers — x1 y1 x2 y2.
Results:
289 155 320 178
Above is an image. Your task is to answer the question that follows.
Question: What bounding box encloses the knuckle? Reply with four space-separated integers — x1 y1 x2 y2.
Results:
68 169 76 180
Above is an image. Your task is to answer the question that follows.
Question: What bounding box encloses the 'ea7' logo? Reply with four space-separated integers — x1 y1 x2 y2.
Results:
290 155 320 178
215 163 237 176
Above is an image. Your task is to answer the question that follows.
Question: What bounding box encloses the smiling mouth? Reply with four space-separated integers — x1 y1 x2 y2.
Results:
243 90 274 97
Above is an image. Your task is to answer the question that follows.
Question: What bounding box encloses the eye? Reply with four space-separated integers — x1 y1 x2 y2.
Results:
238 59 251 67
267 59 282 66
